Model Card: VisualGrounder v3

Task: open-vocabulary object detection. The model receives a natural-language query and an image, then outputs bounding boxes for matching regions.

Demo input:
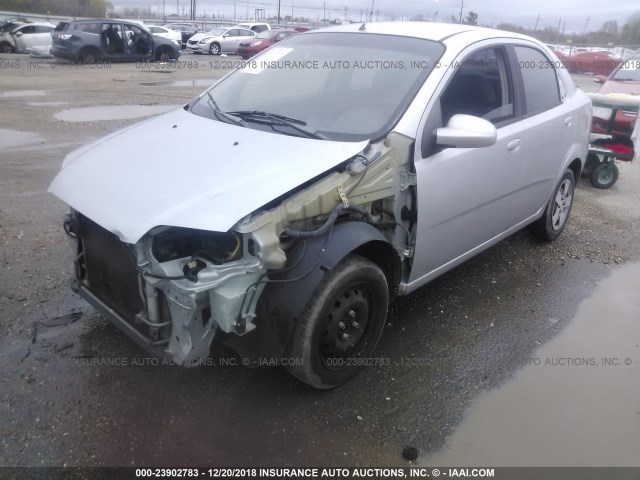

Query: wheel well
[156,46,170,58]
[353,240,402,300]
[568,157,582,181]
[79,46,99,59]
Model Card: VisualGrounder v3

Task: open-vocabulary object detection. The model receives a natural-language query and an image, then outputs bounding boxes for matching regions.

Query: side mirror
[594,75,607,84]
[436,114,497,148]
[15,31,23,37]
[223,34,228,38]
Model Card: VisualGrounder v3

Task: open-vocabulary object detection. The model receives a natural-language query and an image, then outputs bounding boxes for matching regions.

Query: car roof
[14,22,55,28]
[313,21,537,46]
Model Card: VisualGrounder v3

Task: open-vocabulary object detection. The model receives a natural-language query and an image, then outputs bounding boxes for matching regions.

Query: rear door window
[514,46,561,115]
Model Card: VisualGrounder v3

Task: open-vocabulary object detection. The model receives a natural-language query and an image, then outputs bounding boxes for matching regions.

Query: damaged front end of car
[56,130,414,367]
[64,211,272,365]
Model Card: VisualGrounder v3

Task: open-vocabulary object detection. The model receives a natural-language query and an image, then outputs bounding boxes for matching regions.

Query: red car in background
[237,29,298,59]
[565,50,621,76]
[591,55,640,138]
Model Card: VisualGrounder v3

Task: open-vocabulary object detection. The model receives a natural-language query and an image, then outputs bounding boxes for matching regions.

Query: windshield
[612,60,640,81]
[255,30,278,39]
[206,28,227,36]
[190,32,445,141]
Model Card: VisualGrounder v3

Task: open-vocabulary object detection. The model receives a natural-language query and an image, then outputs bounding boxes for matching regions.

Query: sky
[111,0,640,33]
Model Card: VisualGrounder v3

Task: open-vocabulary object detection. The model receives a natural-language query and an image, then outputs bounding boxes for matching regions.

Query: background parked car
[591,55,640,138]
[162,23,200,47]
[51,20,180,63]
[186,27,255,55]
[234,22,271,33]
[566,50,622,76]
[147,25,183,45]
[237,29,298,59]
[0,22,55,53]
[0,19,30,34]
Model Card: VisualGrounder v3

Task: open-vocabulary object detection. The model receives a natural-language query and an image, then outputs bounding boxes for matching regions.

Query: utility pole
[292,0,294,21]
[458,0,463,24]
[234,3,236,22]
[555,17,561,44]
[323,0,326,26]
[533,14,540,32]
[582,16,590,37]
[277,0,281,24]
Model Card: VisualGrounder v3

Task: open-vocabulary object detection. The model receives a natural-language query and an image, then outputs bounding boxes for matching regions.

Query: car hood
[187,32,209,42]
[49,107,368,244]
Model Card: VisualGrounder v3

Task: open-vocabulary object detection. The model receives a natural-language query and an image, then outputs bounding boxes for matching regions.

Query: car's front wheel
[531,169,575,241]
[285,254,389,389]
[209,42,220,55]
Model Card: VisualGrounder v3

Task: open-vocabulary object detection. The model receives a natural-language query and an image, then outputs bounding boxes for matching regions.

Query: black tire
[209,42,221,55]
[285,254,389,389]
[156,47,170,62]
[590,162,619,189]
[0,42,14,53]
[530,169,575,241]
[80,48,99,64]
[581,152,599,178]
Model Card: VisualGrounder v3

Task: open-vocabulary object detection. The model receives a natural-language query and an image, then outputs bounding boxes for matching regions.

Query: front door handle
[564,117,573,127]
[507,139,521,153]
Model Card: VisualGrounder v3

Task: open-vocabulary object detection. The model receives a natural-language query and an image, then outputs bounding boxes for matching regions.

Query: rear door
[510,44,577,217]
[32,25,54,48]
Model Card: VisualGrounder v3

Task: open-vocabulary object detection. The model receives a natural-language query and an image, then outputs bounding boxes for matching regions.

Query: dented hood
[49,108,368,243]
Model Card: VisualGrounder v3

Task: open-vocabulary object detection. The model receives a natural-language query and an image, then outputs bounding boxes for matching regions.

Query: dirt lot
[1,56,639,468]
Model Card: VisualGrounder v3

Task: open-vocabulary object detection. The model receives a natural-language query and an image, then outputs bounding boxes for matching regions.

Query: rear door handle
[564,117,573,127]
[507,139,521,153]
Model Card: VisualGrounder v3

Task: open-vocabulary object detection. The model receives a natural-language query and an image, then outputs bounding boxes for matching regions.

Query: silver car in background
[0,22,55,53]
[50,23,591,389]
[186,26,255,55]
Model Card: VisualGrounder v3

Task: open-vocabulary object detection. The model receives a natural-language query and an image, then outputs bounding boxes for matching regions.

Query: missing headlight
[152,228,242,264]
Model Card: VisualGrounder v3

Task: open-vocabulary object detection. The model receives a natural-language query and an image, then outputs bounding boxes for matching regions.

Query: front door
[410,45,530,281]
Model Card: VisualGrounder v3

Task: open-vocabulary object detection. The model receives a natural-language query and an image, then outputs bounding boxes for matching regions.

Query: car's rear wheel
[79,48,100,64]
[209,42,220,55]
[590,162,619,189]
[530,169,575,241]
[0,42,14,53]
[285,254,388,389]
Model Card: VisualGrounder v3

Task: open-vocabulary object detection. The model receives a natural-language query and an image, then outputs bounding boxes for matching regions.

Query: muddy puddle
[1,90,47,97]
[0,129,43,149]
[54,104,180,122]
[140,79,216,87]
[424,262,640,467]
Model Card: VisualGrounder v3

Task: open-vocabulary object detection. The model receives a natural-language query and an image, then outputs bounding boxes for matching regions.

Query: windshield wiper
[206,92,245,127]
[225,110,328,140]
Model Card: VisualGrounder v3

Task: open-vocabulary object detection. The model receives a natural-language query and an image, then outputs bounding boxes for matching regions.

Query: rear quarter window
[514,45,561,115]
